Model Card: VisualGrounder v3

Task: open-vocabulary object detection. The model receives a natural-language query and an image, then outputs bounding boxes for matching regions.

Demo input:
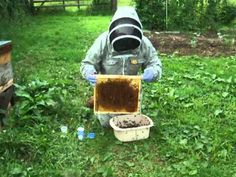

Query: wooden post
[77,0,80,9]
[111,0,117,12]
[62,0,65,11]
[30,0,35,14]
[165,0,168,30]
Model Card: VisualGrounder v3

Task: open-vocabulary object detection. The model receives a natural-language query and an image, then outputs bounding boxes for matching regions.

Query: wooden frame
[0,79,13,94]
[94,75,141,114]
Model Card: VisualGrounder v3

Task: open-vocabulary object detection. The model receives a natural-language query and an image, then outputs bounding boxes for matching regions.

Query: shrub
[87,0,113,15]
[0,0,31,20]
[134,0,236,31]
[219,4,236,24]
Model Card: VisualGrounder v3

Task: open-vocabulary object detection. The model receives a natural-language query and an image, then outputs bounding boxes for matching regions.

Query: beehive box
[0,41,13,93]
[94,75,141,114]
[0,41,13,128]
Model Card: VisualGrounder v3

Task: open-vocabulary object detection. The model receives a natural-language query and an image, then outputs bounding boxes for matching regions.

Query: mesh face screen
[109,26,142,44]
[113,38,140,52]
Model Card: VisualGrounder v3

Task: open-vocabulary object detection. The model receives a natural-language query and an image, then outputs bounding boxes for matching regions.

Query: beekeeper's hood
[108,6,143,52]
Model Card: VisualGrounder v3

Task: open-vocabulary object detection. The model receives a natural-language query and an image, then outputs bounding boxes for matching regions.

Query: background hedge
[134,0,236,31]
[0,0,31,20]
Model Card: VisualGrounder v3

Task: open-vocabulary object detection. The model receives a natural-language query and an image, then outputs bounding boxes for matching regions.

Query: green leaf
[179,139,188,145]
[184,103,194,108]
[183,129,190,134]
[195,142,204,150]
[134,145,138,153]
[18,101,31,114]
[168,88,175,97]
[202,161,208,168]
[207,145,213,153]
[194,125,200,130]
[10,166,23,175]
[218,149,228,159]
[89,156,96,164]
[125,162,135,167]
[214,109,223,116]
[211,74,217,79]
[102,153,113,162]
[46,99,56,106]
[167,77,174,81]
[36,100,46,106]
[97,167,105,174]
[16,90,33,101]
[226,76,232,83]
[184,74,195,80]
[189,169,198,175]
[222,92,229,98]
[115,141,123,145]
[97,167,113,177]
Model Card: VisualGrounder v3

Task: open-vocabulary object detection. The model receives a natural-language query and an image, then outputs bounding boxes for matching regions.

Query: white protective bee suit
[80,6,162,127]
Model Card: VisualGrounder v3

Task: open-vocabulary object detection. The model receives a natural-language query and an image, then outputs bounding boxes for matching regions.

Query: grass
[118,0,134,6]
[0,10,236,177]
[229,0,236,5]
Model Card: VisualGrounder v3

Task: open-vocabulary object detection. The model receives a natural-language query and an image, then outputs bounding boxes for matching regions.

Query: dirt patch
[145,31,236,57]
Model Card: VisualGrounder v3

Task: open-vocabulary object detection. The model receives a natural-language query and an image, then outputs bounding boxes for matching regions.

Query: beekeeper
[80,6,162,127]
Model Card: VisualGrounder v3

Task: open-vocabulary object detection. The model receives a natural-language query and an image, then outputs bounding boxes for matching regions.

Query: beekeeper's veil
[108,6,143,52]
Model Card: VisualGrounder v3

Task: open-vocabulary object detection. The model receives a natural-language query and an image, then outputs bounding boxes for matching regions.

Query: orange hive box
[94,75,141,114]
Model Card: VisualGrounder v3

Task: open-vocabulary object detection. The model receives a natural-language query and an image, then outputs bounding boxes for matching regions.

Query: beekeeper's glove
[86,73,96,86]
[142,68,155,82]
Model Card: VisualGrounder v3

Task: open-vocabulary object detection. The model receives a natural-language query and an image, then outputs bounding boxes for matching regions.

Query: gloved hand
[142,68,155,82]
[86,73,96,86]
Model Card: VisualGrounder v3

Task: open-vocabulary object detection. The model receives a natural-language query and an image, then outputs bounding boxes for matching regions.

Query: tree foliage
[134,0,236,31]
[87,0,113,15]
[0,0,31,19]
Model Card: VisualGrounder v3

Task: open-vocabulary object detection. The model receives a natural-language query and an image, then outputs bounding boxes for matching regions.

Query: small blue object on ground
[87,132,95,139]
[77,127,85,140]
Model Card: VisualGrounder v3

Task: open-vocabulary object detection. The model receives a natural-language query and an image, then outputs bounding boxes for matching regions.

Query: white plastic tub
[109,114,154,142]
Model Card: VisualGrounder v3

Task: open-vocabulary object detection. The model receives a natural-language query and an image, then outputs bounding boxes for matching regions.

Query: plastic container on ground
[87,132,95,139]
[109,114,154,142]
[77,127,85,140]
[60,125,68,133]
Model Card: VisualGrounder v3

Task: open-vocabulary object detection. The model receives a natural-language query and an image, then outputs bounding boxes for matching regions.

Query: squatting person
[80,6,162,127]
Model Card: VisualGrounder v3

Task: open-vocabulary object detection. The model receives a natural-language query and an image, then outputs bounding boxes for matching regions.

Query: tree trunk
[111,0,117,12]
